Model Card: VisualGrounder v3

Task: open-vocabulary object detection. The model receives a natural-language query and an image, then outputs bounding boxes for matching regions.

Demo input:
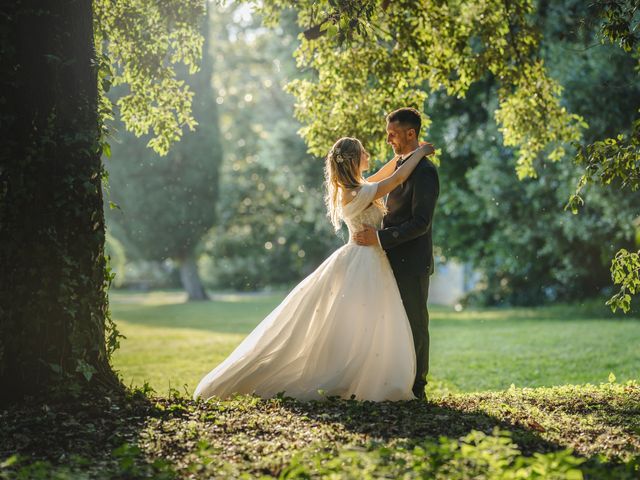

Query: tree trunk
[179,256,209,301]
[0,0,118,402]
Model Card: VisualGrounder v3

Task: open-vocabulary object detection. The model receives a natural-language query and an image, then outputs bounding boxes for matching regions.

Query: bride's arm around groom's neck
[366,154,400,183]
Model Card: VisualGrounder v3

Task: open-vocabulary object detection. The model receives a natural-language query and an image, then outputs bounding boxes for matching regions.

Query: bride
[194,137,434,401]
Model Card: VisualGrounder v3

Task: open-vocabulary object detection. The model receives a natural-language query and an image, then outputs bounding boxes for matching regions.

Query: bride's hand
[419,141,435,156]
[371,141,435,199]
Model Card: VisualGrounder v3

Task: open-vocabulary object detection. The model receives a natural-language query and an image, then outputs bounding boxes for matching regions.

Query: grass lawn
[109,290,640,396]
[2,290,638,478]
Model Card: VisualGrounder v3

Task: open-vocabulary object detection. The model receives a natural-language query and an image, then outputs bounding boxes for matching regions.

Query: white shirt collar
[400,147,419,161]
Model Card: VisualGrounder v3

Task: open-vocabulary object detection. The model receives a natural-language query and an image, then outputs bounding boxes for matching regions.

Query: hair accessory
[330,147,345,163]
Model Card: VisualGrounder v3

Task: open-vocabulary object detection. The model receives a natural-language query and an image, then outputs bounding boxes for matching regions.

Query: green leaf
[76,359,97,382]
[49,363,63,374]
[0,455,19,468]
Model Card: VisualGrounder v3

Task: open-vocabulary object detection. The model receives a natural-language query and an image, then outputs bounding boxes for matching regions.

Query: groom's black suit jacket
[379,157,439,277]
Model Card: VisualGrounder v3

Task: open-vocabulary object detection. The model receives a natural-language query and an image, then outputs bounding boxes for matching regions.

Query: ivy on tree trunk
[0,0,118,401]
[1,0,205,401]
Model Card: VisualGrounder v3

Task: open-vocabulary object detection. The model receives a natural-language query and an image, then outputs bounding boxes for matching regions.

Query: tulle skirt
[193,243,416,401]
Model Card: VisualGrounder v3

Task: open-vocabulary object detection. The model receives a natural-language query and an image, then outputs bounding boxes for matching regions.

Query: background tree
[198,5,340,290]
[105,4,222,301]
[428,0,640,305]
[565,0,640,312]
[257,0,639,310]
[0,0,204,401]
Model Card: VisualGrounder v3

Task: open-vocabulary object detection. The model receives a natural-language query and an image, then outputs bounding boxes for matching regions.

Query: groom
[353,107,439,400]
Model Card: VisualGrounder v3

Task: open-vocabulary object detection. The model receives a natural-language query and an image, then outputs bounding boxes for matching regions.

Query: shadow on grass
[271,393,639,478]
[2,384,638,478]
[0,387,179,478]
[279,397,558,455]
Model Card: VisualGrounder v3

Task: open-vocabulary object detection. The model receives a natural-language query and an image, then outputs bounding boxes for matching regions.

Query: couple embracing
[194,107,439,402]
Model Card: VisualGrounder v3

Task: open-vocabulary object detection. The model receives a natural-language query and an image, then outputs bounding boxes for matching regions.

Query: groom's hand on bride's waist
[352,224,378,246]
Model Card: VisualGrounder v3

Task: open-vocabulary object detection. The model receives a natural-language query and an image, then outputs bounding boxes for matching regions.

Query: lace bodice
[341,182,384,236]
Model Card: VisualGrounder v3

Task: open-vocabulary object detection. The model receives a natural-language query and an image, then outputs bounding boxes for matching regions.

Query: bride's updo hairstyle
[324,137,385,232]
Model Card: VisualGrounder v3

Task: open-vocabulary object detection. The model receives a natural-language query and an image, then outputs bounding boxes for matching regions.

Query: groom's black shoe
[412,383,426,400]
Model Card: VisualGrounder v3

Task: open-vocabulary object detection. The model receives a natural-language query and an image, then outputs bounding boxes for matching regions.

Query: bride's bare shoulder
[341,186,362,207]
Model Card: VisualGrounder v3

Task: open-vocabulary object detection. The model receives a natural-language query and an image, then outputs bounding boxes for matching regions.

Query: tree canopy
[255,0,640,311]
[94,0,205,155]
[258,0,585,179]
[104,4,222,301]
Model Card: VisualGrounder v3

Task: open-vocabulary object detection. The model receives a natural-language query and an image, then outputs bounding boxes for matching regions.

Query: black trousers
[392,271,430,395]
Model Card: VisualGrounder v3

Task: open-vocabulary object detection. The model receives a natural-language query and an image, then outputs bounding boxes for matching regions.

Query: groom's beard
[396,141,419,158]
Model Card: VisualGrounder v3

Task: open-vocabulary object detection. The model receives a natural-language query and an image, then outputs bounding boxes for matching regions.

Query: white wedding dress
[193,182,416,401]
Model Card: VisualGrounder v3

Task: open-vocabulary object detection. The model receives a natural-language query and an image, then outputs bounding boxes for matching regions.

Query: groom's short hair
[386,107,421,136]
